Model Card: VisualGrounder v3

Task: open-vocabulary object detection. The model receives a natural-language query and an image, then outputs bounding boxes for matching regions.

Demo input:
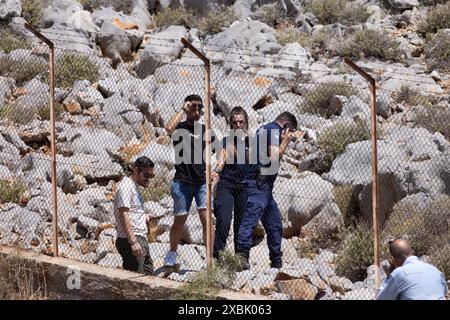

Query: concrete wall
[0,246,269,300]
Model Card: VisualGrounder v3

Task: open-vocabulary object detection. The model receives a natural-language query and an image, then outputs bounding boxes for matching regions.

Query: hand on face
[183,101,202,122]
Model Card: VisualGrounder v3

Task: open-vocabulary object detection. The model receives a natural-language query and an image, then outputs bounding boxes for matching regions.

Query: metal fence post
[344,58,380,296]
[24,23,59,257]
[181,38,213,268]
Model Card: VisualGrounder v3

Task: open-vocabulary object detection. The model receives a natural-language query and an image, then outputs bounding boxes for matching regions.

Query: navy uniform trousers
[235,180,283,266]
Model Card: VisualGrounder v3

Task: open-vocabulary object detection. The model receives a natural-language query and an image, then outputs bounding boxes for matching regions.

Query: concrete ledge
[0,246,270,300]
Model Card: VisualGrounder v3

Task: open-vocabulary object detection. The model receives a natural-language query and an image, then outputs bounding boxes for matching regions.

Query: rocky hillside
[0,0,449,300]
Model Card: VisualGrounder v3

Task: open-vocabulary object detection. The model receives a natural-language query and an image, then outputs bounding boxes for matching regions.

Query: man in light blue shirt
[377,239,448,300]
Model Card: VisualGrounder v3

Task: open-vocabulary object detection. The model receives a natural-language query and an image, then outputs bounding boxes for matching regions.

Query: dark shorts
[115,236,153,275]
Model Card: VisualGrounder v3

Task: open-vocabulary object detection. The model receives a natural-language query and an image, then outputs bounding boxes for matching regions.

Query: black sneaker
[236,254,250,271]
[270,260,282,269]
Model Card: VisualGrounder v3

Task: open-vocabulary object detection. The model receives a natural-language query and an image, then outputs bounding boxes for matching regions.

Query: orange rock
[113,17,139,30]
[63,101,82,114]
[275,279,318,300]
[254,76,272,87]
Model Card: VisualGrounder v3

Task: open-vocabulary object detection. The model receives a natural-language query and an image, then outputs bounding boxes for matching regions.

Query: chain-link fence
[0,26,449,300]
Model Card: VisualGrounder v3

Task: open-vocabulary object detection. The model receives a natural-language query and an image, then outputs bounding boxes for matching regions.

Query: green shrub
[0,56,47,84]
[429,242,450,280]
[306,0,347,25]
[396,85,432,107]
[55,52,100,88]
[277,28,332,53]
[22,0,44,27]
[424,30,450,72]
[79,0,134,14]
[418,2,450,34]
[340,4,371,25]
[199,6,236,34]
[173,251,242,300]
[256,4,283,27]
[332,185,358,226]
[383,196,450,256]
[318,121,371,171]
[0,29,31,53]
[302,82,357,118]
[0,103,36,125]
[0,179,28,204]
[335,223,374,282]
[338,29,401,61]
[414,104,450,139]
[37,103,65,121]
[154,7,194,28]
[141,177,170,202]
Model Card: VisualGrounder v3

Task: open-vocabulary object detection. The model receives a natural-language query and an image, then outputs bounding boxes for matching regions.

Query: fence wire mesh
[0,35,449,300]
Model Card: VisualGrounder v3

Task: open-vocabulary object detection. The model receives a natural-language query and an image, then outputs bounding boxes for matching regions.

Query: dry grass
[173,251,243,300]
[0,250,49,300]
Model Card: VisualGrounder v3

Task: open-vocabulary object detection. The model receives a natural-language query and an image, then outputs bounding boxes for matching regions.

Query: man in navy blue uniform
[236,112,298,270]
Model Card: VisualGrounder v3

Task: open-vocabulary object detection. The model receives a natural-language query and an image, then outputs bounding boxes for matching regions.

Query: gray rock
[76,215,99,237]
[344,288,374,300]
[135,26,188,78]
[327,276,354,294]
[13,207,43,240]
[98,253,122,268]
[144,201,168,218]
[40,24,95,54]
[0,164,13,179]
[0,134,22,169]
[274,43,310,71]
[0,77,15,107]
[64,153,124,182]
[177,245,205,271]
[233,0,253,19]
[0,0,21,20]
[341,96,370,119]
[274,173,340,230]
[313,250,336,266]
[276,0,299,18]
[42,0,83,28]
[60,126,124,157]
[386,0,419,10]
[377,94,392,118]
[98,20,143,67]
[64,80,104,108]
[231,270,255,290]
[2,130,30,153]
[205,20,281,70]
[26,196,52,221]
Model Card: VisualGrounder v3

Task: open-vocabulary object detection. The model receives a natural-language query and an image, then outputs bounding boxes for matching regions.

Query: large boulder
[324,126,450,225]
[0,134,21,170]
[274,172,343,234]
[386,0,419,10]
[100,93,145,142]
[131,142,175,169]
[40,24,95,54]
[63,80,104,109]
[0,77,15,106]
[204,20,281,70]
[134,26,188,78]
[0,0,22,20]
[98,19,144,67]
[58,127,124,157]
[42,0,83,27]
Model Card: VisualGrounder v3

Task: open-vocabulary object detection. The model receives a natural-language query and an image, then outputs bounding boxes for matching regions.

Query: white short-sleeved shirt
[114,176,147,238]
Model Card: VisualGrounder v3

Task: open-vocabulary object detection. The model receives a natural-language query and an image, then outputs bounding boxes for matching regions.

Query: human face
[135,167,155,188]
[231,113,247,131]
[186,100,203,122]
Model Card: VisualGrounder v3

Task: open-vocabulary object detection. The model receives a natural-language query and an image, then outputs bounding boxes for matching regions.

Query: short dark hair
[134,156,154,171]
[184,94,202,103]
[229,106,249,130]
[276,112,298,128]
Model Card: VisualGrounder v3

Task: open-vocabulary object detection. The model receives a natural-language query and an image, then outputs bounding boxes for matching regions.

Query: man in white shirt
[377,238,448,300]
[114,157,155,275]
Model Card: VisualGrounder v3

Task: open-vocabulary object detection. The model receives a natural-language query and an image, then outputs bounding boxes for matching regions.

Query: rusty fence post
[181,38,213,268]
[344,58,380,297]
[25,23,59,257]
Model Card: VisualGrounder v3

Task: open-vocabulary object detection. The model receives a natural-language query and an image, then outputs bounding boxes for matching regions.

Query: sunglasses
[141,172,154,179]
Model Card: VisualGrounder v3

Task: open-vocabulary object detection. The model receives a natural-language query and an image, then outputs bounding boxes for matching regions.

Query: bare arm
[269,131,291,162]
[117,207,142,256]
[165,102,189,135]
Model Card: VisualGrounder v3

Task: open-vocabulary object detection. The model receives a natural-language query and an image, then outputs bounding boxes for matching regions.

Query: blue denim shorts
[171,180,206,216]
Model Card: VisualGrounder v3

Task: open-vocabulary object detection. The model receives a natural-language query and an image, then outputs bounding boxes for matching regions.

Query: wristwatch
[213,167,221,174]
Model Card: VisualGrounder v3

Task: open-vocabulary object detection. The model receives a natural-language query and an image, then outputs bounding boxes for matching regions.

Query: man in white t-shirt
[114,156,155,274]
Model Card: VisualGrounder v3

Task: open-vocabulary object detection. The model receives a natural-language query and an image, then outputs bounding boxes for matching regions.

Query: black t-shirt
[171,121,207,184]
[220,135,249,184]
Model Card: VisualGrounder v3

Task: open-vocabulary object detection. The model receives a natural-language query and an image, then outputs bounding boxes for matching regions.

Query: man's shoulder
[116,176,134,192]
